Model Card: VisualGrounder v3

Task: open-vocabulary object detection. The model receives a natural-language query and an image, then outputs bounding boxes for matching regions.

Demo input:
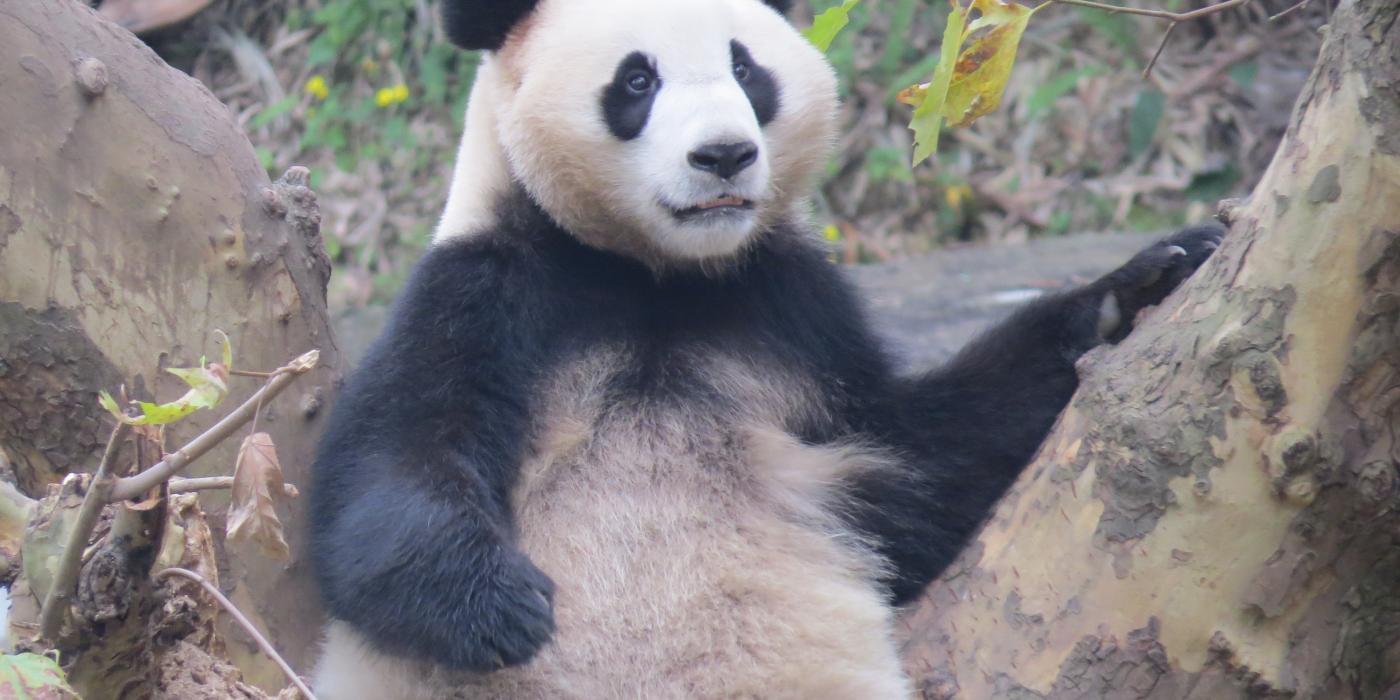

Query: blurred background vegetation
[126,0,1328,308]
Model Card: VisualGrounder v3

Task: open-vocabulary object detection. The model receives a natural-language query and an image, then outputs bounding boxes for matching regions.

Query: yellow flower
[304,75,329,101]
[944,184,972,209]
[375,84,410,108]
[822,224,842,242]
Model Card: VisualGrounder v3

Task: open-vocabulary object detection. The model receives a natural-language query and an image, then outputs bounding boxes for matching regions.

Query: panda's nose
[688,141,759,180]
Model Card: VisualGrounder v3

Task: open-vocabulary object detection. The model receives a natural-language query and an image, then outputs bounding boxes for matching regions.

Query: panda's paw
[1095,224,1224,341]
[454,549,556,671]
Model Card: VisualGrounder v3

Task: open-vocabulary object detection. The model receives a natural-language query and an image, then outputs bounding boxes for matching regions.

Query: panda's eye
[732,61,751,83]
[625,70,655,94]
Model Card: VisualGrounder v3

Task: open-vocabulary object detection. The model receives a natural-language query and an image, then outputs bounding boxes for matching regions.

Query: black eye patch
[730,41,780,126]
[602,52,659,141]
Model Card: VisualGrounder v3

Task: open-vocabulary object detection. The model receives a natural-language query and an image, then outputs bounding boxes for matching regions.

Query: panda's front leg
[847,223,1224,604]
[310,243,562,675]
[312,445,558,674]
[1090,224,1224,343]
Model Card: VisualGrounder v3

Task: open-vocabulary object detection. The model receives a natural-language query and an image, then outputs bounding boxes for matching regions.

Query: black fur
[731,41,780,126]
[440,0,540,51]
[310,188,1222,669]
[441,0,792,52]
[602,52,660,141]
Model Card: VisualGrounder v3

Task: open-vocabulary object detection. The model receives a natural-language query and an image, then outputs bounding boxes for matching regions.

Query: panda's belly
[468,413,912,699]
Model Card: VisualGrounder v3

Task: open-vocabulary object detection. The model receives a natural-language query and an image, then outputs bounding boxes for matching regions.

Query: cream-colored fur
[314,348,913,698]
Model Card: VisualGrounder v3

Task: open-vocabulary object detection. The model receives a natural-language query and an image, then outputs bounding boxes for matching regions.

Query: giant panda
[307,0,1223,697]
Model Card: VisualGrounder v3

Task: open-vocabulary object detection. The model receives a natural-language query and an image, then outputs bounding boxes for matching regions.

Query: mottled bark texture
[0,0,339,695]
[900,2,1400,698]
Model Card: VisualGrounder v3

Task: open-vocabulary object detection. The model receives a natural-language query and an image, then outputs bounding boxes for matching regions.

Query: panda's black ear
[441,0,541,51]
[763,0,795,14]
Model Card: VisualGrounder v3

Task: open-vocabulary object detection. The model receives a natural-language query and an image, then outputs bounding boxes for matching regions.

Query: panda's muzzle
[672,195,755,221]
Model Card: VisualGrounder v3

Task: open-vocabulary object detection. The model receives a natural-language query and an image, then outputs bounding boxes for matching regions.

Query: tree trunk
[0,0,339,694]
[899,1,1400,698]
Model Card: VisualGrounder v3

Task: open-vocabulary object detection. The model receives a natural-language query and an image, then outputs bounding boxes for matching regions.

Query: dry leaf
[227,433,291,561]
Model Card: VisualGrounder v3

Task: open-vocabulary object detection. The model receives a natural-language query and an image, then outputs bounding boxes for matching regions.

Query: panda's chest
[506,323,867,531]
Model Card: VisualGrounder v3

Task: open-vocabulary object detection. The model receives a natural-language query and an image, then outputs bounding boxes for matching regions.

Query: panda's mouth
[672,195,755,221]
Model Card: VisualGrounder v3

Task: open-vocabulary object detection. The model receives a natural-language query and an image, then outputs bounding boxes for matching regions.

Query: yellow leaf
[904,0,1040,165]
[227,433,292,561]
[943,0,1036,128]
[895,82,929,107]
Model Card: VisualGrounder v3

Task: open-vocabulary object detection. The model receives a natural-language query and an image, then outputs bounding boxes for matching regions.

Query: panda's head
[439,0,838,268]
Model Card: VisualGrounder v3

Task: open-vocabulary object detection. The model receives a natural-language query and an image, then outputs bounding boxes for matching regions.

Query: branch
[109,350,318,502]
[38,422,131,640]
[1142,19,1178,78]
[155,567,318,700]
[38,349,317,641]
[168,476,299,497]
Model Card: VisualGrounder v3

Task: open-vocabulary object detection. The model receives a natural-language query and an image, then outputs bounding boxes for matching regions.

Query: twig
[1269,0,1311,21]
[110,350,318,501]
[38,422,131,640]
[169,476,299,497]
[228,369,276,378]
[1142,21,1177,78]
[1044,0,1252,21]
[154,567,318,700]
[1043,0,1252,79]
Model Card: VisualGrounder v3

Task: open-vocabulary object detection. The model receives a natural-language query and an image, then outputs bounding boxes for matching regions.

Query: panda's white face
[483,0,838,267]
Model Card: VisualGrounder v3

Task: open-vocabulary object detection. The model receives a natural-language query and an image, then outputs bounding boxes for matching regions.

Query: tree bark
[0,0,339,694]
[899,1,1400,698]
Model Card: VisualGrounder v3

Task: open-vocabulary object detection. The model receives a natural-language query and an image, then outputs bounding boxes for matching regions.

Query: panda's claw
[1092,223,1225,342]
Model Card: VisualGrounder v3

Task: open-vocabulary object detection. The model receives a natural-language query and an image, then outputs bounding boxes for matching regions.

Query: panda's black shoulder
[395,193,570,315]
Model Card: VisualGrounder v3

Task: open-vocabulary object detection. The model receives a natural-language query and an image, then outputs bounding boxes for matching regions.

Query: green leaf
[1185,163,1241,202]
[1076,7,1137,58]
[1129,88,1165,159]
[0,653,80,699]
[908,0,971,165]
[99,366,228,426]
[1026,65,1104,120]
[1228,60,1258,89]
[215,329,233,370]
[98,390,124,420]
[802,0,861,52]
[251,95,298,129]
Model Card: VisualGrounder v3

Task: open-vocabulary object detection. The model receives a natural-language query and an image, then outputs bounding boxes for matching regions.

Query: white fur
[435,57,512,240]
[434,0,838,269]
